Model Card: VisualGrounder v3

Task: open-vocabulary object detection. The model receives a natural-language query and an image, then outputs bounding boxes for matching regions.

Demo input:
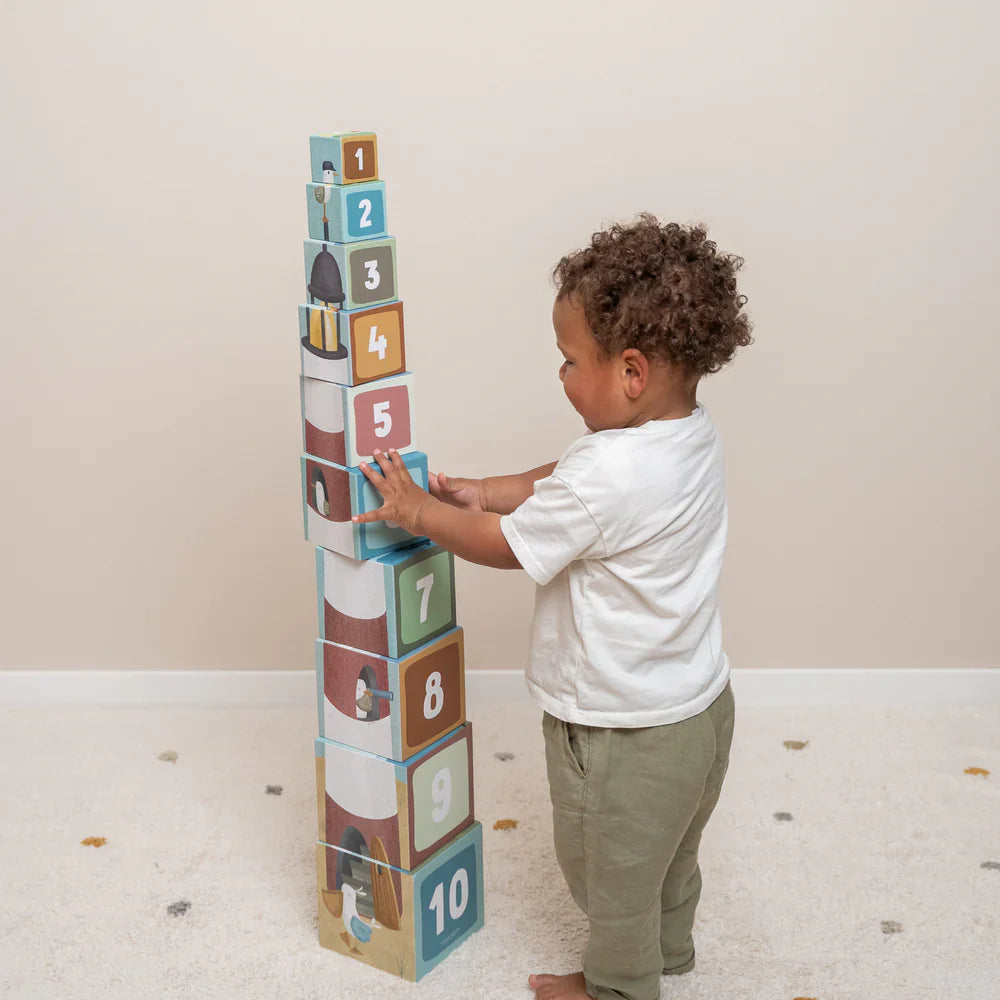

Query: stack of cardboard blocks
[299,131,484,982]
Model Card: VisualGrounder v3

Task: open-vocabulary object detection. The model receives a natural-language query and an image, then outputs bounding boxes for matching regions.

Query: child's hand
[429,471,487,512]
[354,450,434,535]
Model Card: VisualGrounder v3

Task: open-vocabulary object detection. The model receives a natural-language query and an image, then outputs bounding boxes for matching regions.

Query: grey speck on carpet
[0,697,998,1000]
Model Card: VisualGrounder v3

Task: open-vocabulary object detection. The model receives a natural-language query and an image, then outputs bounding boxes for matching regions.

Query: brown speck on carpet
[265,785,283,795]
[80,836,107,847]
[495,752,514,761]
[774,812,793,822]
[157,751,178,763]
[964,766,990,777]
[881,920,903,934]
[493,819,518,830]
[166,901,191,917]
[783,740,809,750]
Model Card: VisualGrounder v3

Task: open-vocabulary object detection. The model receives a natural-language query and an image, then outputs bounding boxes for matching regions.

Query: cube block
[299,301,406,387]
[310,132,379,185]
[316,541,456,659]
[301,372,416,468]
[315,722,474,872]
[302,451,428,561]
[317,821,483,982]
[307,181,387,243]
[316,627,465,762]
[305,238,397,312]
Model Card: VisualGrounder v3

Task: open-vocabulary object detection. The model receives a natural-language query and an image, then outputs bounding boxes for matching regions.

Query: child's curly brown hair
[552,214,753,377]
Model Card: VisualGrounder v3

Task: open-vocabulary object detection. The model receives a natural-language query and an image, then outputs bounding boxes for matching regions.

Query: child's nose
[559,362,567,381]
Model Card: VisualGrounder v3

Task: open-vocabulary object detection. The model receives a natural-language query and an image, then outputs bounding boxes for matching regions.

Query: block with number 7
[302,372,416,468]
[317,541,456,659]
[316,627,465,763]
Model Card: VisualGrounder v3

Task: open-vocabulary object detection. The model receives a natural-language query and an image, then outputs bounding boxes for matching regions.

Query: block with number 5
[317,820,483,982]
[305,238,397,312]
[315,722,474,873]
[316,627,465,762]
[301,372,416,468]
[299,301,406,388]
[317,541,456,659]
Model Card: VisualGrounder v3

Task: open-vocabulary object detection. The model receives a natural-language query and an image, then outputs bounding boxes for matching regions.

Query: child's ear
[621,349,649,399]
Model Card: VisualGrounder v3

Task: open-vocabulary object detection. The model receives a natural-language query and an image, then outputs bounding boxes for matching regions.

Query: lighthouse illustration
[299,131,484,982]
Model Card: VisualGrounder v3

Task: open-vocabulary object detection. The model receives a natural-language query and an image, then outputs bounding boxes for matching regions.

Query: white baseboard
[0,668,998,707]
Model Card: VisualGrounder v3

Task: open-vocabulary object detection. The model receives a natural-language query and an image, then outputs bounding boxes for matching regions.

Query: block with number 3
[316,627,465,762]
[317,541,456,659]
[301,372,416,468]
[317,821,483,982]
[299,301,405,387]
[305,238,397,312]
[315,722,474,872]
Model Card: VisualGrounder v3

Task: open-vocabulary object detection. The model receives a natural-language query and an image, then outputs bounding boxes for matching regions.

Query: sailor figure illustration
[340,883,379,954]
[321,159,338,184]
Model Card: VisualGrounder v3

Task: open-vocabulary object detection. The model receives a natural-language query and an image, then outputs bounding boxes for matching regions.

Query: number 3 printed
[363,259,381,290]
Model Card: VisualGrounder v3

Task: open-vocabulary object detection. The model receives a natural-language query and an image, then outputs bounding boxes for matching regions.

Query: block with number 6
[301,372,416,468]
[305,238,397,312]
[317,821,483,982]
[317,541,456,659]
[316,627,465,762]
[299,301,406,387]
[315,722,474,872]
[302,451,428,561]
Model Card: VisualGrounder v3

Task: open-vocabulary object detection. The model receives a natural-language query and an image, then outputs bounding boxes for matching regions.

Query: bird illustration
[339,883,379,954]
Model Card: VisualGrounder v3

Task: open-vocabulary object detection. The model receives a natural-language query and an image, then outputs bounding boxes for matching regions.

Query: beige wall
[2,1,997,673]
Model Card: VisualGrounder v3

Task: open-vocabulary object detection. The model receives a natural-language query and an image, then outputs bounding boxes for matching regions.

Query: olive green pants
[542,681,735,1000]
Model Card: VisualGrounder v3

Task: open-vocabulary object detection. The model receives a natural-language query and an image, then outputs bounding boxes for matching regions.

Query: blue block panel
[306,181,387,243]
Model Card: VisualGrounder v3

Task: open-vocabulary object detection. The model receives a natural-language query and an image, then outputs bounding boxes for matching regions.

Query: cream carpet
[1,692,998,1000]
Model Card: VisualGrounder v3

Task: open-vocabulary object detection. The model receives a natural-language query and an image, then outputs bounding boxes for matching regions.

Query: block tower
[299,131,484,982]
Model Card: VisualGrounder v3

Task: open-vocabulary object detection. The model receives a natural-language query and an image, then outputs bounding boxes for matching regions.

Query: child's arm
[430,463,556,515]
[355,450,523,570]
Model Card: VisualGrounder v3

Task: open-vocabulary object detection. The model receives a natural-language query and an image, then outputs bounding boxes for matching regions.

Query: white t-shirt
[499,404,731,727]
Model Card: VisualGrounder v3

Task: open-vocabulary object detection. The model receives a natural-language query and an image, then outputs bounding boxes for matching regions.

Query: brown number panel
[401,637,463,754]
[343,137,378,182]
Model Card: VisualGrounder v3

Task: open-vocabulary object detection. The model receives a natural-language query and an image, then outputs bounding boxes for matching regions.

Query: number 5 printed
[372,400,392,438]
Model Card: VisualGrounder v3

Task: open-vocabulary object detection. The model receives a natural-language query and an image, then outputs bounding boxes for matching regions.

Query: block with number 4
[317,820,483,982]
[305,238,397,312]
[299,302,406,387]
[310,131,379,185]
[316,722,474,872]
[301,372,416,468]
[316,626,465,762]
[302,451,428,561]
[307,180,387,243]
[317,541,456,659]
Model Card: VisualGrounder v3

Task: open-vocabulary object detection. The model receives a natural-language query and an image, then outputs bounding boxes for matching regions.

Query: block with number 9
[315,721,473,873]
[317,541,456,659]
[317,821,483,981]
[310,131,379,185]
[305,238,397,312]
[315,627,465,762]
[299,301,406,387]
[302,451,429,561]
[301,372,416,468]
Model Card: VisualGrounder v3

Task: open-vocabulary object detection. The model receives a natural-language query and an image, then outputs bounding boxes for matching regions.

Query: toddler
[354,214,753,1000]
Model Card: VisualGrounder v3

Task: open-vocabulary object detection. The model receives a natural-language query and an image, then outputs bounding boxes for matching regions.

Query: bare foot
[528,971,595,999]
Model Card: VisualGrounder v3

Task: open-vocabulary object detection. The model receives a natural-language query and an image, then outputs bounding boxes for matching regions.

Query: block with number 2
[315,627,465,762]
[301,372,416,468]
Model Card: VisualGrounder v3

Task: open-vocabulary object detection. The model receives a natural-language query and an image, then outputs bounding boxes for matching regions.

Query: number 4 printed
[368,324,388,360]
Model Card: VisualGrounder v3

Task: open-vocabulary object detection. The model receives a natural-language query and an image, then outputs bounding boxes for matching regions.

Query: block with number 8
[301,372,416,469]
[317,820,483,981]
[310,131,379,185]
[305,238,397,312]
[315,721,474,872]
[317,541,455,659]
[316,626,465,762]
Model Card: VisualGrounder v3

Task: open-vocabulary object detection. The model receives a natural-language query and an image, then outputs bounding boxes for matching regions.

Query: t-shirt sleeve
[499,473,607,586]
